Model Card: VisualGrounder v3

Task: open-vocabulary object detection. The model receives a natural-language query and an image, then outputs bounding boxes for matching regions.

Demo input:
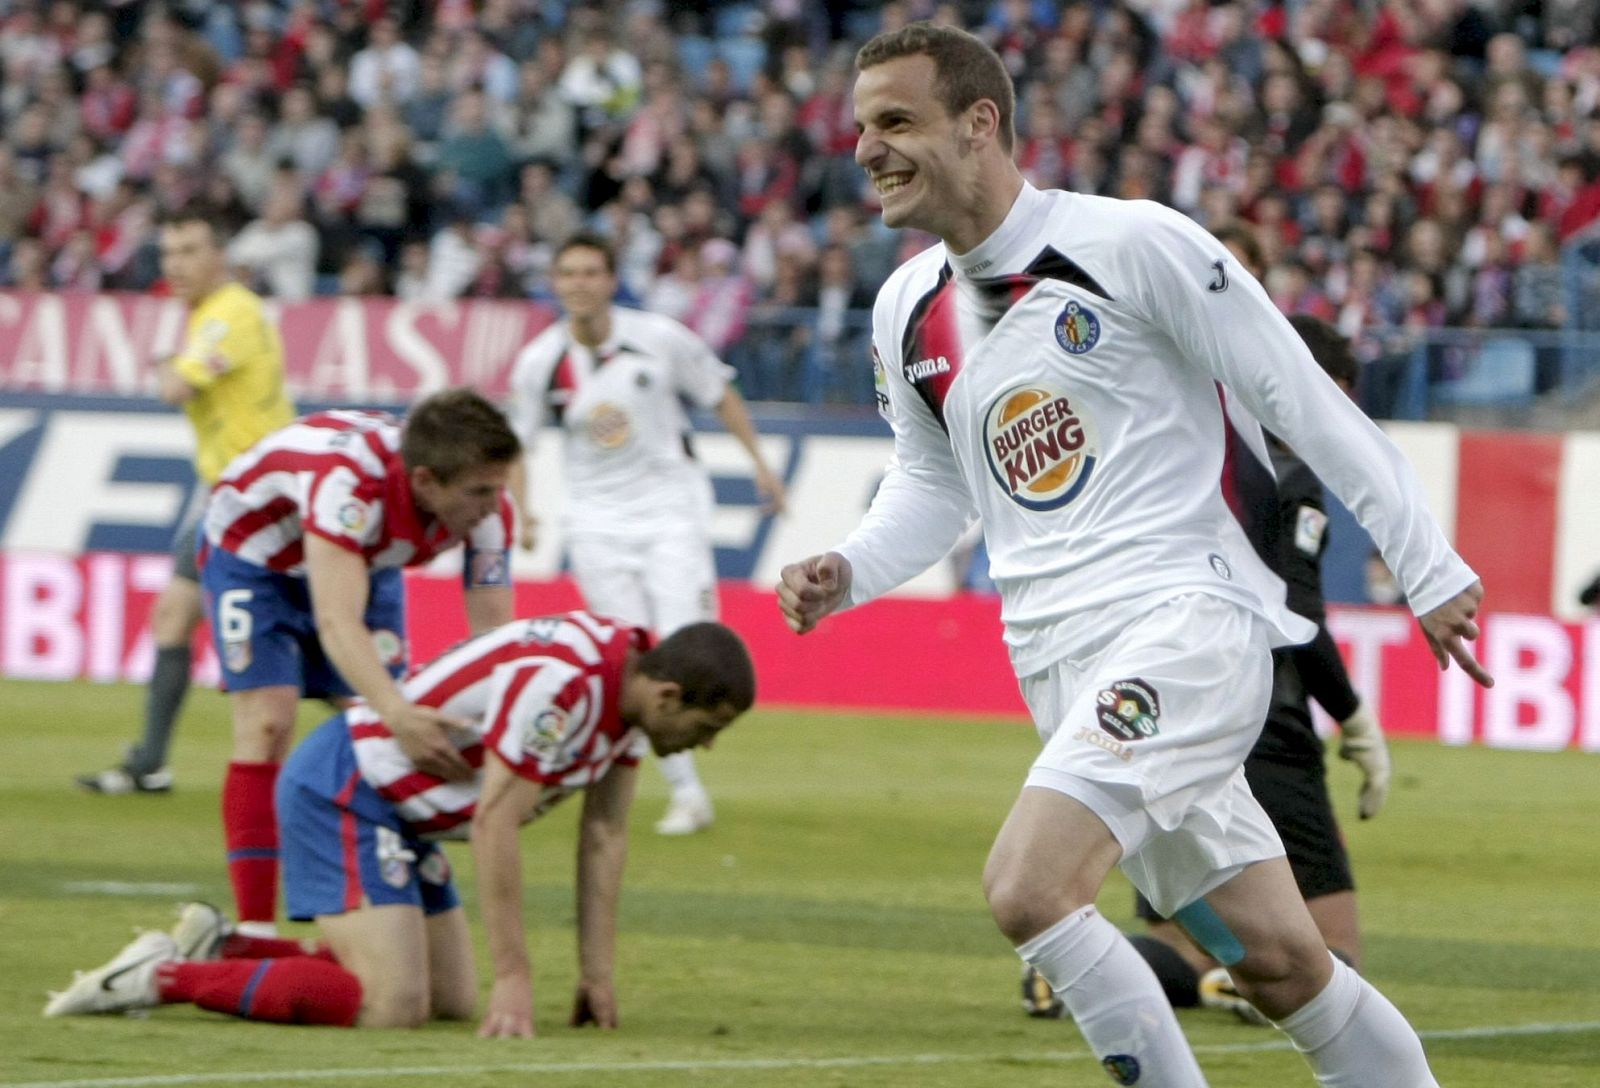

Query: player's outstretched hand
[1418,580,1493,688]
[755,463,789,516]
[776,552,852,634]
[570,978,618,1029]
[478,977,535,1039]
[388,704,474,781]
[1336,702,1391,820]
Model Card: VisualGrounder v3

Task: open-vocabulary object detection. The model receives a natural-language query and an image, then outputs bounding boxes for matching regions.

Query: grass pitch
[2,678,1597,1087]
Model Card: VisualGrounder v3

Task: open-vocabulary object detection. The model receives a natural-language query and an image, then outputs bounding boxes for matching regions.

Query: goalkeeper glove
[1337,701,1391,820]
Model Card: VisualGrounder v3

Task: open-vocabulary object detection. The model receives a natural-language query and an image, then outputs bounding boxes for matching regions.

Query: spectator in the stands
[434,89,514,215]
[349,15,422,111]
[265,84,339,182]
[228,182,319,301]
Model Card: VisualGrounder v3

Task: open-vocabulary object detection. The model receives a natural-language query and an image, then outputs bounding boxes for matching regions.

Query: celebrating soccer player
[778,24,1491,1087]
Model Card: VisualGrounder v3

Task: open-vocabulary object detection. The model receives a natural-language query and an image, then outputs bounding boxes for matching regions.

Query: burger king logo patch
[983,386,1097,511]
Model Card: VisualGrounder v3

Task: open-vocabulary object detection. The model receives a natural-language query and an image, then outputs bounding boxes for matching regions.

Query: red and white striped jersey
[346,611,651,837]
[202,409,516,575]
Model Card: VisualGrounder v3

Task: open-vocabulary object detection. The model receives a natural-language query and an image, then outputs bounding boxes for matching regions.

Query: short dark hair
[554,231,617,274]
[856,23,1016,153]
[1288,315,1359,391]
[636,622,756,714]
[158,201,233,246]
[401,387,522,483]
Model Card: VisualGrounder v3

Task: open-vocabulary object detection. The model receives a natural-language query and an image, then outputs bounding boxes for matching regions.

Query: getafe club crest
[1053,300,1100,355]
[983,386,1098,511]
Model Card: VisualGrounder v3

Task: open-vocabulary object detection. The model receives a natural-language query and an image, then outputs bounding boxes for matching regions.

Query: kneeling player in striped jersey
[44,615,756,1034]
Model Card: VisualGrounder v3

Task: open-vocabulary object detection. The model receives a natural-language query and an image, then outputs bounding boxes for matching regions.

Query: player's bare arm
[464,584,515,635]
[304,535,472,779]
[1418,579,1493,687]
[572,761,636,1028]
[776,552,853,634]
[508,456,538,551]
[472,756,545,1038]
[154,355,195,405]
[715,389,788,515]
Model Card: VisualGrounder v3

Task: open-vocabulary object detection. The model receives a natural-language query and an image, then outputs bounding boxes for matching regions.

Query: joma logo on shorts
[1073,727,1132,762]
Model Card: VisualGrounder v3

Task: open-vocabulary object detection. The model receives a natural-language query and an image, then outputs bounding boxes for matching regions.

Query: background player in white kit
[778,24,1492,1088]
[509,232,786,835]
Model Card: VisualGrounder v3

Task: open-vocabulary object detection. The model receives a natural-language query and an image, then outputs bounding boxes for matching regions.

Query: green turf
[2,677,1597,1086]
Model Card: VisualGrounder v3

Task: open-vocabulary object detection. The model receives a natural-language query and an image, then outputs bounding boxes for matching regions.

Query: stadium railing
[725,305,1600,418]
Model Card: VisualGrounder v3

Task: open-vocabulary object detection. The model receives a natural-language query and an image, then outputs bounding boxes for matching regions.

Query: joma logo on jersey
[983,386,1097,511]
[904,355,951,381]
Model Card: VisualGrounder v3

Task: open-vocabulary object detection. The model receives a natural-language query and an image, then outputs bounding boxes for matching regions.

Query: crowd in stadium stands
[0,0,1598,402]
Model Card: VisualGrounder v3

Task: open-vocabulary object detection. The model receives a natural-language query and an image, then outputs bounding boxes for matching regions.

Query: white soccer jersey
[507,306,734,537]
[202,409,515,579]
[839,184,1476,677]
[346,611,650,837]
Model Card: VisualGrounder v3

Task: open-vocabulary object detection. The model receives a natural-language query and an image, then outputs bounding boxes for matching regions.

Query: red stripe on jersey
[223,449,367,494]
[407,811,468,836]
[901,266,961,430]
[379,769,447,805]
[1455,430,1561,614]
[1216,386,1245,523]
[361,428,391,469]
[552,349,577,394]
[265,539,303,571]
[409,634,590,709]
[220,496,299,555]
[484,664,543,750]
[349,723,391,741]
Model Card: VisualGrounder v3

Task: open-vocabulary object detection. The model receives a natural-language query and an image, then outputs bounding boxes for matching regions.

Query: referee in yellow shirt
[78,203,296,794]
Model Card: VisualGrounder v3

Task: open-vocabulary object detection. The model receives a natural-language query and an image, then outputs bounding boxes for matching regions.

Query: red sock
[157,958,361,1027]
[223,761,281,925]
[221,933,336,962]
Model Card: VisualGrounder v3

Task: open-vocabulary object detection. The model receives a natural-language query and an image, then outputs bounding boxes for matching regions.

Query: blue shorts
[278,716,459,922]
[199,546,407,697]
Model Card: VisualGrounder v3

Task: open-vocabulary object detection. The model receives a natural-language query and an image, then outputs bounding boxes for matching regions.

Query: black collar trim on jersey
[1025,246,1113,301]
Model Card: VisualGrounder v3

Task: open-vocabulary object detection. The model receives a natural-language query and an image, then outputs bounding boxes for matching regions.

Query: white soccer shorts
[566,526,718,635]
[1021,593,1286,918]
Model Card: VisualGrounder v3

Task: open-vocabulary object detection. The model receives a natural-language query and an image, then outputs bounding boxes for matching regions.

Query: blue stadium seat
[717,38,767,93]
[712,4,763,39]
[1431,337,1537,407]
[677,36,716,83]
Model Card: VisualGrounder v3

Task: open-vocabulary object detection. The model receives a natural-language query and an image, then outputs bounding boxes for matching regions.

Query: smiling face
[854,54,975,235]
[410,461,510,538]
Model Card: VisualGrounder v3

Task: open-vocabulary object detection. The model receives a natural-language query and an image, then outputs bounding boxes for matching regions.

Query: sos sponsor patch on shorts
[1095,678,1162,741]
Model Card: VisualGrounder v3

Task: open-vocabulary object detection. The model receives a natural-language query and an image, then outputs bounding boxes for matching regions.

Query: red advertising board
[4,551,1597,751]
[0,291,555,400]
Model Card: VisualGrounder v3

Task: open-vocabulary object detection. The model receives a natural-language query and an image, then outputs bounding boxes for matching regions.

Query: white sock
[657,751,707,798]
[1274,956,1439,1088]
[1018,906,1209,1087]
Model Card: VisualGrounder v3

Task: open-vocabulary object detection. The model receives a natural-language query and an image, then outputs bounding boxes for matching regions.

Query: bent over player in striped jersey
[198,389,520,937]
[45,615,756,1032]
